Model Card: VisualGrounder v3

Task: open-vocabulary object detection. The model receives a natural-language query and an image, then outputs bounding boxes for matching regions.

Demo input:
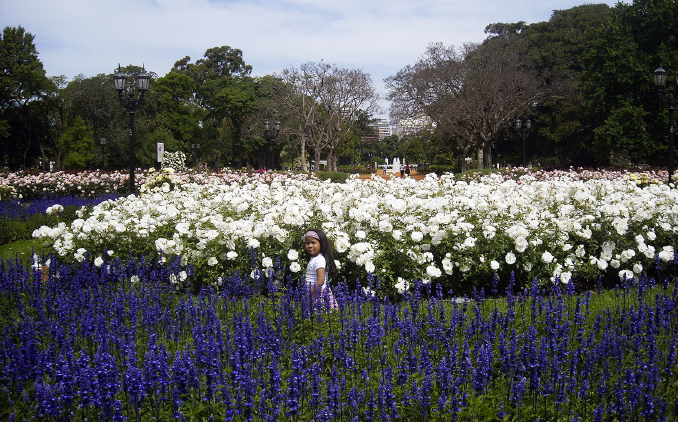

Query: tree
[58,116,94,169]
[579,0,678,166]
[0,26,52,168]
[387,38,544,170]
[236,75,297,169]
[59,73,125,167]
[278,62,380,171]
[151,71,200,150]
[172,46,257,167]
[516,4,614,166]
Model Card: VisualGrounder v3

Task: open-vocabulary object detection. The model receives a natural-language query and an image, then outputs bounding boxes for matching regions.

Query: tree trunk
[477,145,485,170]
[314,148,322,172]
[484,143,493,169]
[300,133,308,171]
[327,147,338,172]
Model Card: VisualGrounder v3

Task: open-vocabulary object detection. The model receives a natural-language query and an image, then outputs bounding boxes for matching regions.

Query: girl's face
[305,236,321,257]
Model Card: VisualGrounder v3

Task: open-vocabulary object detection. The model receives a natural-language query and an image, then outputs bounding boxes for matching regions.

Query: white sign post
[157,143,164,164]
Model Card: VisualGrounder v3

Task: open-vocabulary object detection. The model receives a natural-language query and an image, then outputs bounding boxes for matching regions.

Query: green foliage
[579,0,678,166]
[151,71,201,147]
[171,46,257,167]
[0,213,58,244]
[518,4,614,167]
[57,116,95,169]
[60,73,125,167]
[313,171,348,183]
[398,136,429,165]
[592,102,654,164]
[0,26,50,108]
[0,26,52,169]
[0,184,17,201]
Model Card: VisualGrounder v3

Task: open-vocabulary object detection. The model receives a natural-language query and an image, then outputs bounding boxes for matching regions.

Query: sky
[1,0,619,117]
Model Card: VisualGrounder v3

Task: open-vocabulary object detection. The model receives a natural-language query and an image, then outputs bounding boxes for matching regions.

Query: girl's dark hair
[305,228,338,280]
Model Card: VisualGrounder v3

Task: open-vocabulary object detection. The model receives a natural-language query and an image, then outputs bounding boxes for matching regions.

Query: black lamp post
[654,66,678,184]
[516,118,531,167]
[113,65,150,194]
[264,120,280,169]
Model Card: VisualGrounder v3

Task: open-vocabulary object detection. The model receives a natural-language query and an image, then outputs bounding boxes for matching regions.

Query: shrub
[313,171,349,183]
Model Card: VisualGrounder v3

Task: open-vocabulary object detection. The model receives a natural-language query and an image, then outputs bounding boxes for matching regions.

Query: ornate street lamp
[516,118,531,167]
[264,120,280,169]
[653,66,678,184]
[113,65,150,194]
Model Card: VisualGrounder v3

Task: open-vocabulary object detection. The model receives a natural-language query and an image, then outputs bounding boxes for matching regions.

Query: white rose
[287,249,299,261]
[426,265,442,278]
[395,277,410,294]
[541,251,554,264]
[365,261,376,273]
[515,236,528,253]
[505,252,516,265]
[363,287,376,297]
[290,262,302,273]
[411,231,424,242]
[208,256,218,266]
[618,269,634,281]
[226,251,238,260]
[490,260,500,271]
[644,245,656,259]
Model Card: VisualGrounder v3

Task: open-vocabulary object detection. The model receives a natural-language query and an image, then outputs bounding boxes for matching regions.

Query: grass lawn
[0,239,44,262]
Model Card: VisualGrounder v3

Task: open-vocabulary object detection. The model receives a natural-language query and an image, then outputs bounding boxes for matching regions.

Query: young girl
[304,228,338,309]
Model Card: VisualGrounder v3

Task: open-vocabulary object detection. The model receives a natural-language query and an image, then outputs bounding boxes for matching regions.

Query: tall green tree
[172,46,257,167]
[151,71,200,150]
[0,26,52,168]
[579,0,678,166]
[57,116,94,169]
[60,73,127,168]
[515,4,614,166]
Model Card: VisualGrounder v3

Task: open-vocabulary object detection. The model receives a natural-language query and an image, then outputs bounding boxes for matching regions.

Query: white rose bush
[32,170,678,296]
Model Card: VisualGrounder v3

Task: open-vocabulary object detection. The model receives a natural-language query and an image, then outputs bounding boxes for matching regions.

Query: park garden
[1,167,677,421]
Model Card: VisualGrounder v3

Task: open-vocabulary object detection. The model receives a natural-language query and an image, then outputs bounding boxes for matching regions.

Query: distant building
[395,115,436,137]
[368,118,393,140]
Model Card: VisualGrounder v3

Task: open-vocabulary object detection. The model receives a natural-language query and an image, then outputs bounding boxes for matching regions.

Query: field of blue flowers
[1,251,677,421]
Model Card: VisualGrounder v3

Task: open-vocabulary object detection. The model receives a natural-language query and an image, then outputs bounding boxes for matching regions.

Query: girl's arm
[314,267,326,293]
